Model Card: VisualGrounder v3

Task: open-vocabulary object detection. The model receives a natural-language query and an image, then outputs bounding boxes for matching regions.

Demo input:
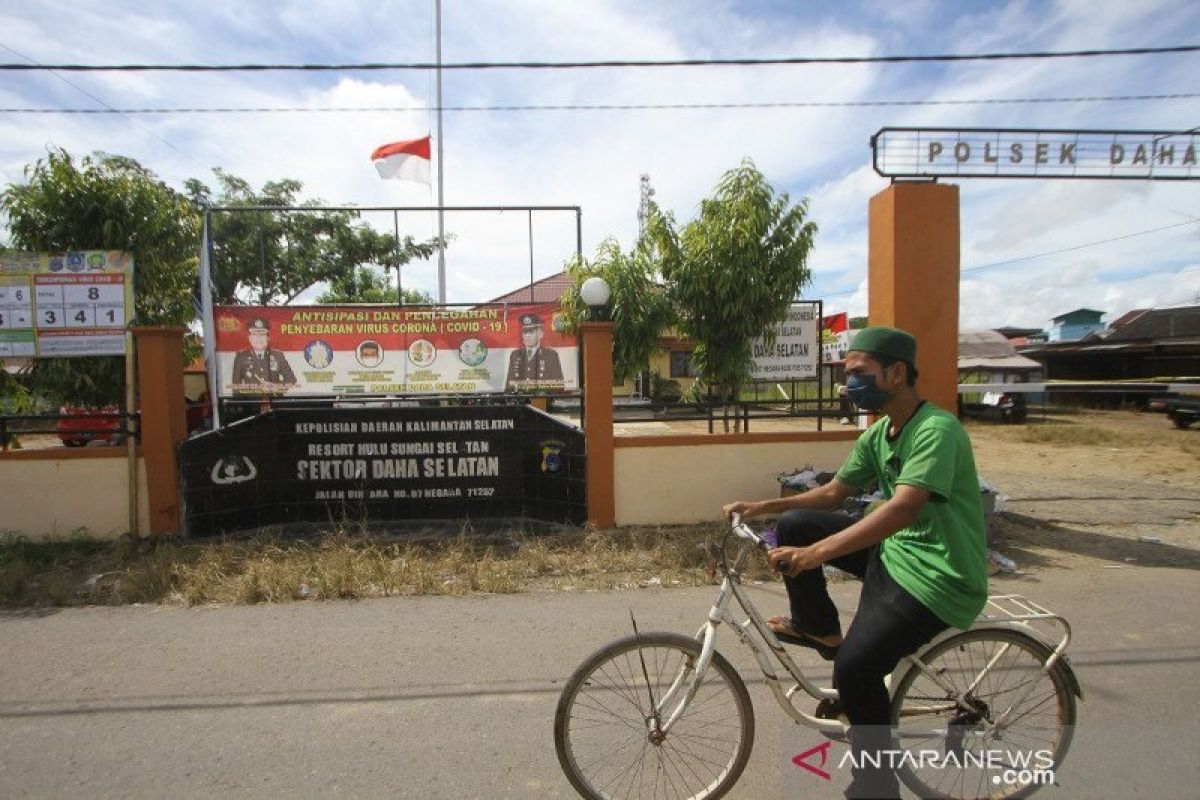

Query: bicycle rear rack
[978,593,1072,658]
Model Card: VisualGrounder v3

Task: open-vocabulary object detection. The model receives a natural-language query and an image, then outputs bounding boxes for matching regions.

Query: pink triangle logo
[792,740,833,781]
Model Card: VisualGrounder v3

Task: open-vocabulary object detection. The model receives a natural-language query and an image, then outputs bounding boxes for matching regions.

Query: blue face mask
[846,373,891,411]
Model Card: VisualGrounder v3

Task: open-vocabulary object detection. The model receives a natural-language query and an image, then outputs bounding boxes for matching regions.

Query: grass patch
[0,525,780,608]
[1019,424,1124,447]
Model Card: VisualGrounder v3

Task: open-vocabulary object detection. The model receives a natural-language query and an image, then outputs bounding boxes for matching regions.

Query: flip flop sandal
[767,618,841,661]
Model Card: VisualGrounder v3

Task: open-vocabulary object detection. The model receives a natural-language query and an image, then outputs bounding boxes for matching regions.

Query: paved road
[2,563,1198,799]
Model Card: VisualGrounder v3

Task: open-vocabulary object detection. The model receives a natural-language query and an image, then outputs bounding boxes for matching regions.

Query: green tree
[558,238,674,385]
[647,160,817,430]
[1,150,201,406]
[187,171,443,305]
[317,266,436,305]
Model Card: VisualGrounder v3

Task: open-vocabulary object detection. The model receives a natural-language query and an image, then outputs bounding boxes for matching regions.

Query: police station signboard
[0,251,133,357]
[213,303,578,397]
[750,302,820,381]
[873,128,1199,180]
[178,404,586,535]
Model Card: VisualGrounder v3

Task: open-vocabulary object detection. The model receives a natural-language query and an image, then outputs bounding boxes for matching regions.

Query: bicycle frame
[652,518,1080,740]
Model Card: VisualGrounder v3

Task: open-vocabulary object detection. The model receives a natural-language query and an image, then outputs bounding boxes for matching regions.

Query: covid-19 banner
[213,303,579,397]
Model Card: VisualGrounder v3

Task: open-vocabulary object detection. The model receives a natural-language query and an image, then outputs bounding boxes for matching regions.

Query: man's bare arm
[766,484,931,576]
[722,477,860,520]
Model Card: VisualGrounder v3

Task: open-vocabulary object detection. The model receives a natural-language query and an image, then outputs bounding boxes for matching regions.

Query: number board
[0,251,134,357]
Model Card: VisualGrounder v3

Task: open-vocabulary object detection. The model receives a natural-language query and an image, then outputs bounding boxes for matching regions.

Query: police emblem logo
[539,439,566,473]
[458,337,488,367]
[407,339,436,368]
[211,455,258,485]
[304,340,334,369]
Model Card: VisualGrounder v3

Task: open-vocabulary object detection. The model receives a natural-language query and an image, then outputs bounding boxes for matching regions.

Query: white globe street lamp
[580,277,611,314]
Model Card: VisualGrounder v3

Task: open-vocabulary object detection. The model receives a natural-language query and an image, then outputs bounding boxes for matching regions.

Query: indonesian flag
[822,312,848,334]
[371,136,432,183]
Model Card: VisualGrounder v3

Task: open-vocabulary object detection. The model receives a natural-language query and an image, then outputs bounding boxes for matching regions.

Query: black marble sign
[179,405,586,536]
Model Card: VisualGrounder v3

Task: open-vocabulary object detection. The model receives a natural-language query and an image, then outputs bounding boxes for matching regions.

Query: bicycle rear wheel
[554,632,754,800]
[889,628,1076,800]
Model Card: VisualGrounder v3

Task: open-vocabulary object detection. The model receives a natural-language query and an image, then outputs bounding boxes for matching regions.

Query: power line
[0,43,207,169]
[818,217,1200,297]
[3,93,1197,115]
[1,44,1197,72]
[961,218,1200,273]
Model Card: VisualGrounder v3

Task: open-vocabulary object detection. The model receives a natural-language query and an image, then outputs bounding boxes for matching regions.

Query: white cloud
[0,0,1197,322]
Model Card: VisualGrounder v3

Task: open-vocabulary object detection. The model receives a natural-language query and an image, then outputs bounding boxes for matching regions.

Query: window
[669,350,697,379]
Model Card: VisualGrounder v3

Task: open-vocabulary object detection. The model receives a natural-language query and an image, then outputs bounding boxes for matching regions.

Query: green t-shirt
[835,402,987,629]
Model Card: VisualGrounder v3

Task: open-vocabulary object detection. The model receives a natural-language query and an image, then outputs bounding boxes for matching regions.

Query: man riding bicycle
[723,326,988,800]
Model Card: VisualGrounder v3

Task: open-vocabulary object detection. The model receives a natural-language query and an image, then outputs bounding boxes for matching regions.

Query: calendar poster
[0,251,133,358]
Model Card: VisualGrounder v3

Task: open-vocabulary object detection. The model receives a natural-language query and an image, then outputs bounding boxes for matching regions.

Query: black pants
[776,509,949,799]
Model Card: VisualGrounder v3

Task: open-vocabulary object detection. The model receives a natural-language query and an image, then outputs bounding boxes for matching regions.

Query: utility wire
[818,218,1200,297]
[3,93,1197,115]
[0,43,207,169]
[1,44,1197,72]
[962,218,1200,273]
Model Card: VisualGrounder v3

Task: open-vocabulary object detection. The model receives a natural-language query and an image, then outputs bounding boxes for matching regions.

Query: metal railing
[0,411,141,452]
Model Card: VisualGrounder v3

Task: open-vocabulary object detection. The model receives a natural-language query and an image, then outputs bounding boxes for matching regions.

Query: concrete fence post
[580,321,615,528]
[132,326,188,534]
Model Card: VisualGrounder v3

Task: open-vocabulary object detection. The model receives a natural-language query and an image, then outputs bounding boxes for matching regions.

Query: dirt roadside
[965,409,1199,572]
[1,408,1196,606]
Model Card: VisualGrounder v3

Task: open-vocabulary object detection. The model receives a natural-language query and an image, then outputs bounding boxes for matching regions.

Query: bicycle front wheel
[890,628,1077,800]
[553,632,754,800]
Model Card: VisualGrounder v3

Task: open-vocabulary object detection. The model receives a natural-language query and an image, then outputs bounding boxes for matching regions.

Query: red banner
[821,312,850,363]
[214,304,578,397]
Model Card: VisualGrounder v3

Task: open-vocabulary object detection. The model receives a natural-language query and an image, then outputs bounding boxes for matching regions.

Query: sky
[0,0,1198,330]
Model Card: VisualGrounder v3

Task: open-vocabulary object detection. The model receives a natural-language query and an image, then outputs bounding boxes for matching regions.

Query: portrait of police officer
[230,318,298,395]
[505,313,563,390]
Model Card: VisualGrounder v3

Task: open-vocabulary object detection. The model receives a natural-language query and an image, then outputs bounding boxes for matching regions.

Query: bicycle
[553,515,1082,800]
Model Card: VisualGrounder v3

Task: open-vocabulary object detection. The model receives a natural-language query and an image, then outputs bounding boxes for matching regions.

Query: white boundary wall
[614,437,855,526]
[0,453,148,540]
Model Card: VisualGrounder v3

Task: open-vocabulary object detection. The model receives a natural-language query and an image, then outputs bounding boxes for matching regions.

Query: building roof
[1051,308,1105,324]
[1104,305,1200,342]
[994,326,1043,340]
[1107,308,1150,330]
[958,329,1042,371]
[488,271,573,304]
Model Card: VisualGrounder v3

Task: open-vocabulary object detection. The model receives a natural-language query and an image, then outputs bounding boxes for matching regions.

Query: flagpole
[435,0,446,304]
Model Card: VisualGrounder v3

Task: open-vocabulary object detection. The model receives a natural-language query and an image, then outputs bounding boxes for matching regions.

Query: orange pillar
[133,326,188,534]
[867,182,960,413]
[580,321,615,528]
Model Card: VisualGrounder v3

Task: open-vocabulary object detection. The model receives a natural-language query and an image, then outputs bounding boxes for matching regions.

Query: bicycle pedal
[815,698,844,720]
[815,698,850,743]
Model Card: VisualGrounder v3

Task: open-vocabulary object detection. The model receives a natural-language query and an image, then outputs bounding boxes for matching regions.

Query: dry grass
[0,525,780,608]
[1019,424,1123,447]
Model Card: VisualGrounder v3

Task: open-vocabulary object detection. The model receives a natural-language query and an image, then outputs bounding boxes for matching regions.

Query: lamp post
[578,275,615,528]
[580,276,611,319]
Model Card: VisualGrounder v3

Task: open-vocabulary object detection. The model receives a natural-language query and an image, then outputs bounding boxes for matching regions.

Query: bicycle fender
[891,624,1084,701]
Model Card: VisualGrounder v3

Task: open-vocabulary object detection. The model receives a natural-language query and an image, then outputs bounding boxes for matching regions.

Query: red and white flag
[371,136,432,183]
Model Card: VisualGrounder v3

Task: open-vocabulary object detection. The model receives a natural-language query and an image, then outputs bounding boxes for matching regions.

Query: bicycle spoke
[891,629,1075,800]
[556,634,752,800]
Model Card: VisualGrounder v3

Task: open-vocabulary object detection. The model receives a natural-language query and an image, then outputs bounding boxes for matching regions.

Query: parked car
[1166,394,1200,429]
[58,398,208,446]
[962,391,1028,423]
[56,405,122,447]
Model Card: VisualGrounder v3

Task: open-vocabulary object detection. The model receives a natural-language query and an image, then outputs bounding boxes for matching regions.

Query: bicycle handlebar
[729,514,786,570]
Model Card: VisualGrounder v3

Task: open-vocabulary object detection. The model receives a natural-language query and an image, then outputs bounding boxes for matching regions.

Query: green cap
[848,326,917,365]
